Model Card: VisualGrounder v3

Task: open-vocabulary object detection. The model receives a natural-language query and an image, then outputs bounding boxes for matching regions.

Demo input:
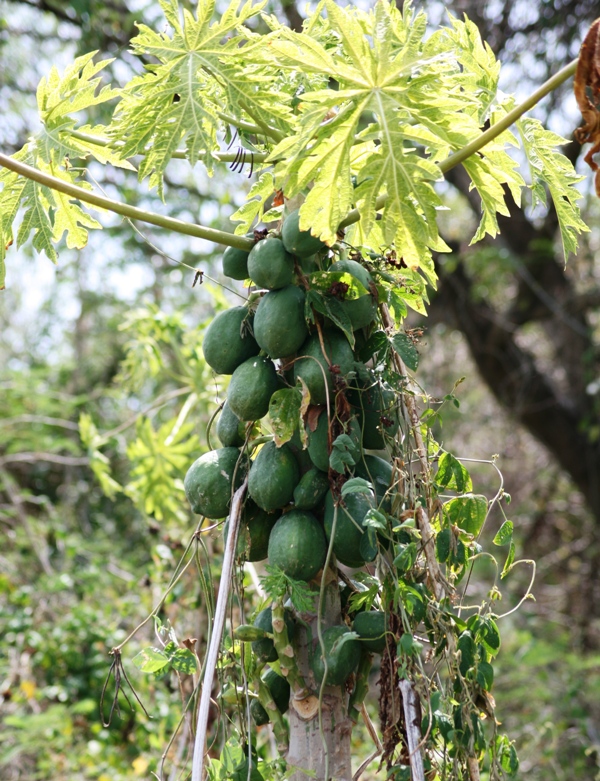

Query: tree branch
[433,261,600,519]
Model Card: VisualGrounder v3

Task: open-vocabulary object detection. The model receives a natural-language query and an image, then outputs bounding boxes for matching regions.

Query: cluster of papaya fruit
[184,208,399,721]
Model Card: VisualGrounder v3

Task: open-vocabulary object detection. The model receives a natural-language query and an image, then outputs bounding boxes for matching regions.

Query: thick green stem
[348,651,373,723]
[337,58,578,231]
[271,599,311,699]
[69,129,269,164]
[256,678,289,753]
[0,152,254,252]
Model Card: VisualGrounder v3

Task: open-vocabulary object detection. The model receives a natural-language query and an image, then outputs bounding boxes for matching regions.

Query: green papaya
[281,208,328,258]
[311,625,361,686]
[184,447,246,519]
[248,441,300,511]
[251,606,296,663]
[227,356,279,421]
[354,454,394,511]
[293,467,329,510]
[353,610,388,654]
[307,410,361,473]
[225,501,280,561]
[294,330,355,405]
[267,510,327,581]
[253,285,308,358]
[222,245,250,280]
[351,379,400,449]
[323,486,377,568]
[202,306,259,375]
[217,401,246,448]
[329,259,377,331]
[248,238,294,290]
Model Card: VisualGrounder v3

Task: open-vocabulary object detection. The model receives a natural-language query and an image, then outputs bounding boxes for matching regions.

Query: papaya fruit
[250,669,291,725]
[281,208,327,258]
[253,285,308,358]
[222,245,250,280]
[354,454,394,511]
[248,441,300,511]
[263,668,290,714]
[293,467,329,510]
[184,447,246,519]
[353,610,388,654]
[250,699,269,726]
[251,606,296,663]
[351,379,400,449]
[311,625,361,686]
[294,330,355,405]
[227,356,279,421]
[307,411,362,473]
[248,238,294,290]
[202,306,260,374]
[225,502,280,561]
[202,306,259,375]
[267,509,327,581]
[217,401,246,448]
[329,259,377,331]
[323,486,377,568]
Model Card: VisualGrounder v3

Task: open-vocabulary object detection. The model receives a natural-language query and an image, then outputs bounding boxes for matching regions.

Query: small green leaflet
[391,333,419,372]
[79,413,122,499]
[268,387,301,446]
[329,433,359,473]
[125,416,200,521]
[444,494,487,536]
[436,452,473,493]
[493,519,516,578]
[133,642,198,675]
[341,477,373,497]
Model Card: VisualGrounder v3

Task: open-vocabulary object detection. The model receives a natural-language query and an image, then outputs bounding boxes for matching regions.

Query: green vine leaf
[444,494,487,535]
[436,453,473,493]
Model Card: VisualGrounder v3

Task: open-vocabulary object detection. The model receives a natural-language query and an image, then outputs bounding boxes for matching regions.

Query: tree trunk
[286,571,353,781]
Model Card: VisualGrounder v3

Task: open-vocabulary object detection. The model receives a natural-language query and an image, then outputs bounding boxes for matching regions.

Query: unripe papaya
[253,285,308,358]
[203,306,259,375]
[248,238,294,290]
[281,208,328,258]
[294,330,354,405]
[228,356,279,421]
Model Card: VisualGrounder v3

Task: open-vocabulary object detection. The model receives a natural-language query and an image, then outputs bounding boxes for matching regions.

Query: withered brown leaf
[574,18,600,195]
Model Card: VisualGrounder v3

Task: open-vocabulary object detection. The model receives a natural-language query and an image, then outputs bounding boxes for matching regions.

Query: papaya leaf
[517,116,588,260]
[111,0,289,196]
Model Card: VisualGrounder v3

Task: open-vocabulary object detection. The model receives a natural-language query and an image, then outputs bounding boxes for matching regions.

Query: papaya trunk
[286,572,353,781]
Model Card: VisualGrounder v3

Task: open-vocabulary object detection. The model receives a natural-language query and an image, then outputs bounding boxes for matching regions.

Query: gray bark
[287,571,353,781]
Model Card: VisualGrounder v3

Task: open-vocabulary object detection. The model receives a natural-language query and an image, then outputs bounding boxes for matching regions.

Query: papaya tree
[0,2,596,780]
